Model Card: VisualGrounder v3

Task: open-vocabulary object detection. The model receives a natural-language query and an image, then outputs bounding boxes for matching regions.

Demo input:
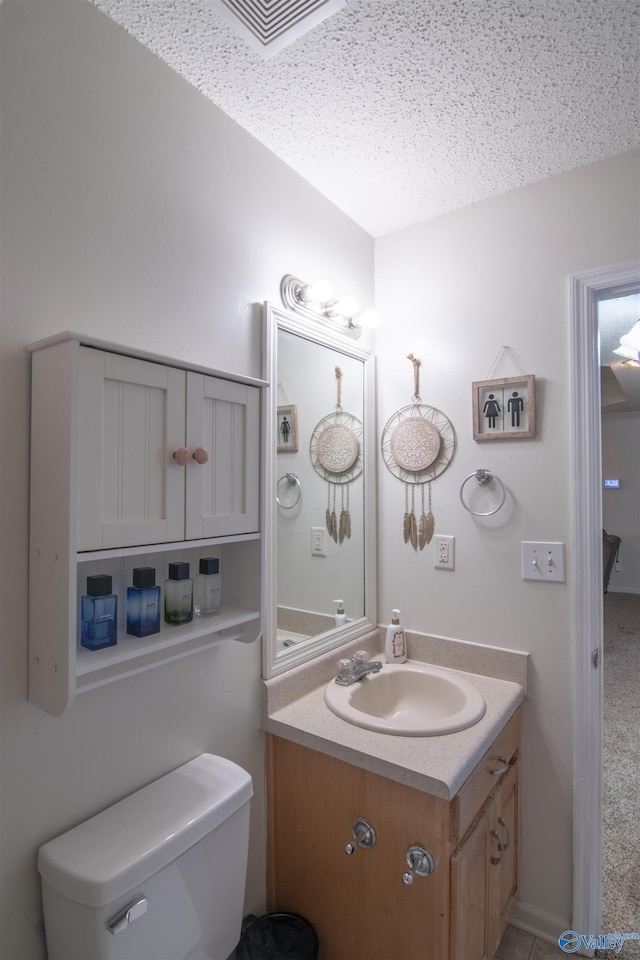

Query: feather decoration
[419,512,434,549]
[409,512,418,550]
[418,484,434,549]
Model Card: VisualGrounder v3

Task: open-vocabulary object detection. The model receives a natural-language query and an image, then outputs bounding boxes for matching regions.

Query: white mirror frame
[262,302,377,678]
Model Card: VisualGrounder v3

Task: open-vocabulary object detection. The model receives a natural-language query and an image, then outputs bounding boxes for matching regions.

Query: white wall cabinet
[28,333,265,716]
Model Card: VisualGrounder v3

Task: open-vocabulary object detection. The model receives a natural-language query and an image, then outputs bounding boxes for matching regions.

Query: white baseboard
[607,585,640,595]
[509,900,577,949]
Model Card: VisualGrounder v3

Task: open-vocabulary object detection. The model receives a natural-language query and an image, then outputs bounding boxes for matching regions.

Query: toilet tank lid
[37,754,252,908]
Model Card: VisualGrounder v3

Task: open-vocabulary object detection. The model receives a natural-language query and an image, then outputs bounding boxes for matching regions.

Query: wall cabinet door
[78,349,187,550]
[77,348,259,550]
[185,373,259,539]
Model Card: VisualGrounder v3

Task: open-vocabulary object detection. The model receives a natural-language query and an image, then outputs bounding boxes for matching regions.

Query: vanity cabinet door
[267,735,450,960]
[450,758,519,960]
[450,805,491,960]
[185,373,259,539]
[77,348,186,550]
[487,760,519,956]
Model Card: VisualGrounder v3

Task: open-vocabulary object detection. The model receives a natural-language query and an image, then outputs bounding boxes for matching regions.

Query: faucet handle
[353,650,369,664]
[337,659,353,680]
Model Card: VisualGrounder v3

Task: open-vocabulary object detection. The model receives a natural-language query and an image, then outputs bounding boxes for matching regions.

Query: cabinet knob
[192,446,209,465]
[173,447,190,465]
[344,818,376,855]
[402,843,435,884]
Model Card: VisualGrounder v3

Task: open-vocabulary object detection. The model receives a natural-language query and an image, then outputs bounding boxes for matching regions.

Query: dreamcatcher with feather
[310,366,363,544]
[381,354,457,550]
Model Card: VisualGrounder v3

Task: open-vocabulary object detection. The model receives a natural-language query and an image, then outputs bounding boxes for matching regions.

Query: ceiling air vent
[208,0,346,59]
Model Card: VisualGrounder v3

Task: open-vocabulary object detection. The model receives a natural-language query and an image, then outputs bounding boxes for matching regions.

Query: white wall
[602,412,640,593]
[0,3,373,957]
[374,149,640,935]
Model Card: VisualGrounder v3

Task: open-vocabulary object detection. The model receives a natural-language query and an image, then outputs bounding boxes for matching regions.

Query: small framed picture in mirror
[277,404,298,452]
[472,375,536,440]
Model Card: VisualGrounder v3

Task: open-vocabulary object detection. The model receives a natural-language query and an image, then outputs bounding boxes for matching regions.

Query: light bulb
[358,309,382,329]
[299,280,333,304]
[329,296,359,318]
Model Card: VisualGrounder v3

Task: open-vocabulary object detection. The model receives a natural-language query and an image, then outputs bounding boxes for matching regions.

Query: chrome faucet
[335,651,383,686]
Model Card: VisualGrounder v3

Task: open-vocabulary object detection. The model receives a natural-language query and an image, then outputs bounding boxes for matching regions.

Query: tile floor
[495,924,569,959]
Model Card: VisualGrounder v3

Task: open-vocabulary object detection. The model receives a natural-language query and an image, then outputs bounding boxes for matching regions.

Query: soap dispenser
[334,600,347,626]
[385,609,407,663]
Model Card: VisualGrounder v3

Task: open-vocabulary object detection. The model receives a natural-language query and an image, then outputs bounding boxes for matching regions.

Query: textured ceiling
[92,0,639,236]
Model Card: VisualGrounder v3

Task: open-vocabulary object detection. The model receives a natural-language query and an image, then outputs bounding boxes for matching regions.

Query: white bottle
[334,600,347,626]
[385,609,407,663]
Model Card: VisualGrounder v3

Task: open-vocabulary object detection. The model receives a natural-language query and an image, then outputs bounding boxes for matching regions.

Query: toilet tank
[38,754,253,960]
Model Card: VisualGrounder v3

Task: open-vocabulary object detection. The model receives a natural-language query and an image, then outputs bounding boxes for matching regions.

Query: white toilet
[37,754,253,960]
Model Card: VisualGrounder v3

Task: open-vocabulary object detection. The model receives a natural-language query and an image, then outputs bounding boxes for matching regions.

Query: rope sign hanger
[310,366,363,545]
[381,353,457,550]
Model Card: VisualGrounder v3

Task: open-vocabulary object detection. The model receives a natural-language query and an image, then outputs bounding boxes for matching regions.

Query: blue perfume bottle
[81,574,117,651]
[127,567,161,638]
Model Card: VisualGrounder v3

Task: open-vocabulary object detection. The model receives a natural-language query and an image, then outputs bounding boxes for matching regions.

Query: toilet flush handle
[107,897,149,935]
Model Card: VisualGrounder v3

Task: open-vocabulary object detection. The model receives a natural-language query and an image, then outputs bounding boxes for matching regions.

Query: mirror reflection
[276,329,365,650]
[263,303,376,677]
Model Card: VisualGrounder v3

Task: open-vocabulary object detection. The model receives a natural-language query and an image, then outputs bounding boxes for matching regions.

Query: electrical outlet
[311,526,326,557]
[434,535,455,570]
[521,541,565,582]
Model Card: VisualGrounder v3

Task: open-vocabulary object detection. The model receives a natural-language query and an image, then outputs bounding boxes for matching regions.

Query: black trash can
[237,912,319,960]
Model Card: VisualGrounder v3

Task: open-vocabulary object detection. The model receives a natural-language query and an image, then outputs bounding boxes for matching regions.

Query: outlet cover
[521,541,565,582]
[434,535,455,570]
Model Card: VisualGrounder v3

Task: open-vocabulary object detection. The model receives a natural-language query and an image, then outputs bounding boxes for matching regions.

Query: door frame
[570,260,640,943]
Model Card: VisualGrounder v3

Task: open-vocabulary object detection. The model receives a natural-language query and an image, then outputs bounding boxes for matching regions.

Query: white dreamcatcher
[381,354,457,550]
[310,366,363,544]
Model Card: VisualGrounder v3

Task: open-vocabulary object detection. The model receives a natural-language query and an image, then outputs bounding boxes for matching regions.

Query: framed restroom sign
[472,375,536,441]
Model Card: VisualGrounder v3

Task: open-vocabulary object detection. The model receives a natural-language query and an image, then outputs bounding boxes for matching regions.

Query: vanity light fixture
[613,319,640,363]
[280,275,381,334]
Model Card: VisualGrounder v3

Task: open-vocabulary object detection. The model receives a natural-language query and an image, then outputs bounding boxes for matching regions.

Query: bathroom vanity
[262,639,525,960]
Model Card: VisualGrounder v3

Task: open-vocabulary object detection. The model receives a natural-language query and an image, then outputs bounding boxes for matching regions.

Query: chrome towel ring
[276,472,301,509]
[459,469,506,516]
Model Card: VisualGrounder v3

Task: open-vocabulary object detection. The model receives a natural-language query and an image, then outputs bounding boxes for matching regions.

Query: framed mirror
[262,303,377,677]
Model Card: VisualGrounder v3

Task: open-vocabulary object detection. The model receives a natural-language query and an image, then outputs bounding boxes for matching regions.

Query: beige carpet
[600,592,640,959]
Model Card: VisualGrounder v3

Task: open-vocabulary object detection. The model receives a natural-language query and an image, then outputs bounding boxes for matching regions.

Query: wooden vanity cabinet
[450,760,518,960]
[266,710,520,960]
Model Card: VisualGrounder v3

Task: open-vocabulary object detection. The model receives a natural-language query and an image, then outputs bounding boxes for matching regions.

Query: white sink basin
[324,659,486,736]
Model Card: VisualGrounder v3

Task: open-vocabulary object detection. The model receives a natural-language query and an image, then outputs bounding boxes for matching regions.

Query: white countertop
[261,631,526,801]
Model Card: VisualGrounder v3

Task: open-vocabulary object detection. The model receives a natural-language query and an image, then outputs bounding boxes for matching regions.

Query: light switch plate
[521,541,565,582]
[311,526,326,557]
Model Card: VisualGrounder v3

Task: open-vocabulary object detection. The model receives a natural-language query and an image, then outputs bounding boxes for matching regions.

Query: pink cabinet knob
[192,446,209,465]
[172,447,190,465]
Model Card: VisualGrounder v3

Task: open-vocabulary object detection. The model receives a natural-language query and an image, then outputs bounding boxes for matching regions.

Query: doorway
[570,261,640,947]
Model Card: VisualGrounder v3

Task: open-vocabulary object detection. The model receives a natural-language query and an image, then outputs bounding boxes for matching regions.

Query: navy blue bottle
[81,574,117,650]
[127,567,161,637]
